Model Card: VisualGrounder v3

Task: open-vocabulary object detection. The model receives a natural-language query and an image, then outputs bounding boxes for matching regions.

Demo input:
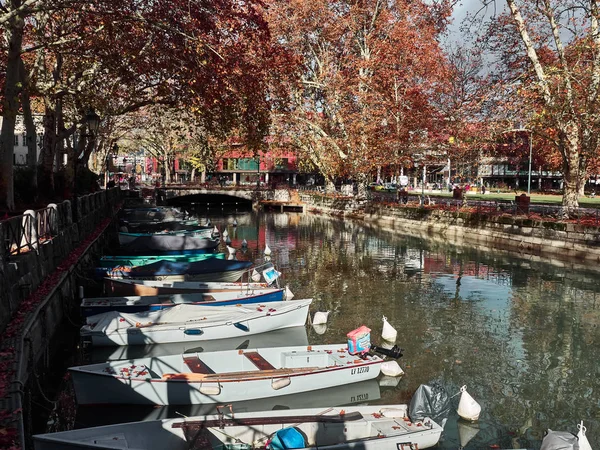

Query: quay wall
[0,189,120,449]
[298,192,600,265]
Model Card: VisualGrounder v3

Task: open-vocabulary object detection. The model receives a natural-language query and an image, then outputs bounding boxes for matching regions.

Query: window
[14,135,19,146]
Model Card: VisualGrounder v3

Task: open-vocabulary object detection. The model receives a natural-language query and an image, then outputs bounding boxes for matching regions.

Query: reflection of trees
[257,213,600,447]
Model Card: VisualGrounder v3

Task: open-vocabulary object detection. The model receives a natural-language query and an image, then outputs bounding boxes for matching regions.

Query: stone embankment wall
[0,189,120,449]
[298,192,600,264]
[0,190,120,331]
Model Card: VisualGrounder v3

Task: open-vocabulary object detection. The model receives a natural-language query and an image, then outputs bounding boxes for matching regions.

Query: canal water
[59,209,600,449]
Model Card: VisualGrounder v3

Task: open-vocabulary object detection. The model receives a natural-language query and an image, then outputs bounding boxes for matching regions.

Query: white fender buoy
[578,421,592,450]
[312,324,327,335]
[199,383,220,396]
[381,361,404,377]
[227,254,235,260]
[251,269,261,282]
[285,285,294,300]
[457,385,481,422]
[382,316,397,342]
[225,236,232,245]
[271,377,291,390]
[241,239,248,248]
[264,244,272,256]
[312,311,329,325]
[458,420,480,448]
[222,229,228,238]
[227,245,236,255]
[213,226,219,235]
[233,219,238,226]
[206,218,211,226]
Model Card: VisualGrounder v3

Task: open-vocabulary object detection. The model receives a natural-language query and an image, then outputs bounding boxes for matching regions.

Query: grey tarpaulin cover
[409,382,452,423]
[540,430,580,450]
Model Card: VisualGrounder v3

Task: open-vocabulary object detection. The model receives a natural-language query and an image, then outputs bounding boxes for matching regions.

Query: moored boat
[97,253,226,268]
[118,229,214,246]
[95,259,253,282]
[33,405,443,450]
[117,235,220,255]
[68,344,385,405]
[104,279,277,296]
[120,220,204,233]
[81,299,312,346]
[81,287,287,317]
[119,207,187,223]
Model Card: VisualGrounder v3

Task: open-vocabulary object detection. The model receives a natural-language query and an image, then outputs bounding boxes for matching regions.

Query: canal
[44,208,600,449]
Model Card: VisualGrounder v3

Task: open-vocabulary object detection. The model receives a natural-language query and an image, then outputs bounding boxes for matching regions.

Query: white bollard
[457,385,481,422]
[381,316,397,342]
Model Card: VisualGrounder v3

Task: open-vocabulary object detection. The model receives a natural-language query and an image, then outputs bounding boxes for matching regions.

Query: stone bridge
[157,186,303,211]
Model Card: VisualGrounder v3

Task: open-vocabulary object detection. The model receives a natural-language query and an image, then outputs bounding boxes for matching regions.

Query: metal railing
[3,206,60,257]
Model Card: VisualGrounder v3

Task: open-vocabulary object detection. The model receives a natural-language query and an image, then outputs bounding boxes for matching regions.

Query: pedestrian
[481,184,486,195]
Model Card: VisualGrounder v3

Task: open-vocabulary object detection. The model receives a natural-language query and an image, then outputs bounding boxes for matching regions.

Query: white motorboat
[34,405,443,450]
[81,299,312,346]
[69,344,385,405]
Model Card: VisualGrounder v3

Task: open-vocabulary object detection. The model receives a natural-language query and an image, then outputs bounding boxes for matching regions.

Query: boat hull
[104,279,273,296]
[69,344,383,405]
[118,229,214,246]
[34,405,442,450]
[82,299,310,346]
[118,235,220,255]
[97,253,225,268]
[81,288,286,317]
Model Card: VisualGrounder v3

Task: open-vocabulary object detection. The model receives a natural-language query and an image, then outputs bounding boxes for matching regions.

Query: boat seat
[244,351,275,370]
[183,356,215,374]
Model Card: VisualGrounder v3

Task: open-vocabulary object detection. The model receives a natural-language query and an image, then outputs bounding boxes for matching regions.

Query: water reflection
[65,208,600,449]
[181,210,599,449]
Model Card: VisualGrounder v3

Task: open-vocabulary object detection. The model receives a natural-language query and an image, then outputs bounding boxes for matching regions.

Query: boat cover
[409,382,451,424]
[95,259,253,279]
[120,235,220,253]
[540,430,579,450]
[85,301,307,332]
